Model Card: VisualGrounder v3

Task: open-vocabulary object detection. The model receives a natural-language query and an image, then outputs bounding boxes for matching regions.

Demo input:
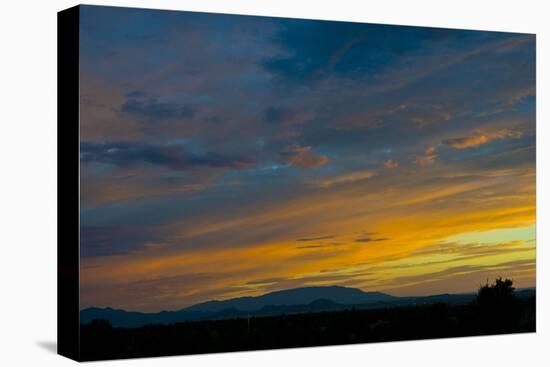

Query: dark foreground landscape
[80,279,535,361]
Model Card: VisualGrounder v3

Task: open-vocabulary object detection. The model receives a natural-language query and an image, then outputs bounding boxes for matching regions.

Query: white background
[0,0,548,365]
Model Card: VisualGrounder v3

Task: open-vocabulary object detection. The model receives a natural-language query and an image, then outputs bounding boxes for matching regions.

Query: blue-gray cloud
[122,95,196,120]
[355,236,390,243]
[81,141,256,171]
[265,106,313,125]
[295,235,335,242]
[261,20,498,84]
[81,225,163,257]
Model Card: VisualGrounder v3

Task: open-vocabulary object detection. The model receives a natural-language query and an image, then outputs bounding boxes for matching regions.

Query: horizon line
[80,283,537,313]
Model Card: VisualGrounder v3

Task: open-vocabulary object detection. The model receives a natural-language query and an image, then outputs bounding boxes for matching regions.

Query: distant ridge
[185,286,395,312]
[80,286,536,328]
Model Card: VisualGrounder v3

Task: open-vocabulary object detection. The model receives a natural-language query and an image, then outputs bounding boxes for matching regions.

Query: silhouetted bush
[475,277,521,333]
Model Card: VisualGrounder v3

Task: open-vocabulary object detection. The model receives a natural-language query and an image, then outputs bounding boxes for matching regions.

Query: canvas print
[59,4,536,361]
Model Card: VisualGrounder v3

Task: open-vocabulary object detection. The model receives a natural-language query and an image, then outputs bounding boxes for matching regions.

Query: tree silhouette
[478,277,515,302]
[475,277,520,333]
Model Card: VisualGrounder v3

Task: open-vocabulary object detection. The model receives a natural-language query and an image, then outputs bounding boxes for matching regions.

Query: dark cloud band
[81,141,256,171]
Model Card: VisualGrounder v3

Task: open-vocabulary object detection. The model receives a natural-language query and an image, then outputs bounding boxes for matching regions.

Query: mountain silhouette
[81,286,394,327]
[185,286,395,312]
[80,286,535,328]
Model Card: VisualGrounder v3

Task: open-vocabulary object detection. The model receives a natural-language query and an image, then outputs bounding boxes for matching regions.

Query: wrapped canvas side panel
[57,5,80,362]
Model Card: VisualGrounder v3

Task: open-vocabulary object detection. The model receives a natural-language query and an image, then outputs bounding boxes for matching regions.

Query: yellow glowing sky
[80,162,535,311]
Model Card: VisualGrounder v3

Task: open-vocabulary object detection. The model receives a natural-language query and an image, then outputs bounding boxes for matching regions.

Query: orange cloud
[384,159,399,169]
[444,129,522,149]
[413,146,437,166]
[280,145,329,169]
[316,170,376,188]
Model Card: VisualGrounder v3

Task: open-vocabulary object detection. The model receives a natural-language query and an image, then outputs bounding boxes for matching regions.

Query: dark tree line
[80,278,535,361]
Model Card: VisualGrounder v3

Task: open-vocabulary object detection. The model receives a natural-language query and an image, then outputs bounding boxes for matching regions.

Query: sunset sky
[79,5,536,312]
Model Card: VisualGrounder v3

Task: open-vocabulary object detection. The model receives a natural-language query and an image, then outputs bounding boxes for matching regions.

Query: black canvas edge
[58,5,81,362]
